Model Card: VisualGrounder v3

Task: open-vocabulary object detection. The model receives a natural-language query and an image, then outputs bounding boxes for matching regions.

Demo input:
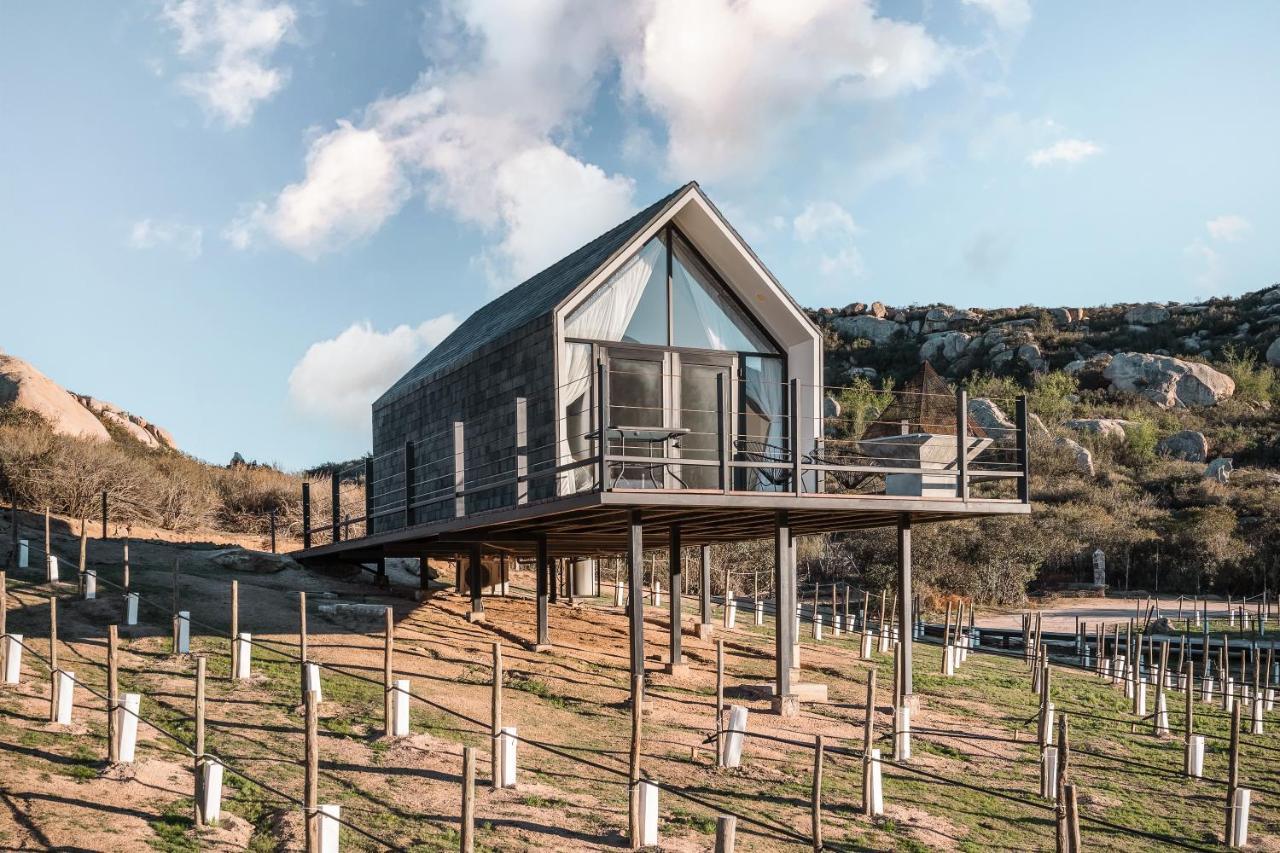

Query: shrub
[1219,344,1277,404]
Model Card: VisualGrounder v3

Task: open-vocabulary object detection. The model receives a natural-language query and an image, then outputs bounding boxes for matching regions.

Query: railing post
[597,360,609,492]
[453,421,466,518]
[515,397,528,506]
[717,373,729,493]
[1015,395,1030,503]
[789,378,801,496]
[364,456,374,536]
[956,388,969,501]
[330,471,340,543]
[301,483,311,550]
[403,440,415,529]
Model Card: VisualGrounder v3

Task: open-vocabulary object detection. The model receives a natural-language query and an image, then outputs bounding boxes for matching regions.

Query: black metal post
[101,490,108,539]
[364,456,374,536]
[301,483,311,550]
[269,509,277,554]
[774,510,795,713]
[536,535,550,648]
[956,388,969,501]
[468,543,483,619]
[668,524,682,669]
[330,471,340,543]
[1015,395,1030,503]
[717,373,729,493]
[597,360,609,492]
[627,510,644,689]
[789,378,801,495]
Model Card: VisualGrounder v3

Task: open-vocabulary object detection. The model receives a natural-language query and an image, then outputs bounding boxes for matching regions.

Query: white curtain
[560,238,664,493]
[745,357,784,490]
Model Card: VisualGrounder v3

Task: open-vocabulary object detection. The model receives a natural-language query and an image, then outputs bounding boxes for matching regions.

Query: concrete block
[695,623,714,641]
[771,694,799,717]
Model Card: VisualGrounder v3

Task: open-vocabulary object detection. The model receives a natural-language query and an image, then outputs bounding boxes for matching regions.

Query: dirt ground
[976,594,1246,633]
[1,509,1276,850]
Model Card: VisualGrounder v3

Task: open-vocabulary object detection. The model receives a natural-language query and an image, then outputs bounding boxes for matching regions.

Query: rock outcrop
[0,354,111,442]
[0,352,177,450]
[1063,419,1130,440]
[1056,436,1095,476]
[831,315,900,344]
[1157,430,1209,463]
[1205,458,1233,483]
[1102,352,1235,408]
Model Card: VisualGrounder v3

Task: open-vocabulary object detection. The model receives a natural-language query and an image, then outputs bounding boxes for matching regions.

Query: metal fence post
[301,483,311,550]
[364,456,374,536]
[596,360,609,492]
[330,471,340,543]
[1015,395,1030,503]
[956,388,969,501]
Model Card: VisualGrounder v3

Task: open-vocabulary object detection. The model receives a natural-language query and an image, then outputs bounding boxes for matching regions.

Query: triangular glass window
[671,234,773,352]
[565,235,667,345]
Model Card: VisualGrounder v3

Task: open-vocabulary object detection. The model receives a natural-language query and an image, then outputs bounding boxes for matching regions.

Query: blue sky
[2,1,1277,469]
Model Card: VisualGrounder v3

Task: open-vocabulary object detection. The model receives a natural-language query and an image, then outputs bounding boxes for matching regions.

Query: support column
[898,515,914,706]
[773,511,798,716]
[467,544,484,623]
[666,525,685,674]
[698,544,713,640]
[535,536,550,651]
[627,510,645,694]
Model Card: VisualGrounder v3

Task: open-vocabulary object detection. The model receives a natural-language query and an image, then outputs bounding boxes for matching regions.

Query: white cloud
[793,201,859,242]
[161,0,296,126]
[793,201,864,280]
[227,121,409,257]
[627,0,949,180]
[962,0,1032,31]
[288,315,459,431]
[1027,139,1102,167]
[128,218,204,257]
[1206,214,1252,242]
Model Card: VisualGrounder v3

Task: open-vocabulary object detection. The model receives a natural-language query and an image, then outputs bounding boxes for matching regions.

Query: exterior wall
[371,315,557,533]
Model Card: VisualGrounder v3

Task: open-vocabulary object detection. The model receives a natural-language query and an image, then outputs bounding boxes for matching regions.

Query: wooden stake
[77,518,87,596]
[862,668,877,815]
[629,674,643,851]
[1055,713,1069,852]
[298,591,308,701]
[384,606,394,737]
[230,580,239,681]
[43,506,50,569]
[812,734,824,851]
[715,639,725,769]
[715,815,737,852]
[305,688,318,853]
[491,642,502,789]
[194,656,207,827]
[1064,783,1083,852]
[48,595,58,722]
[461,746,476,853]
[0,571,6,679]
[107,625,119,764]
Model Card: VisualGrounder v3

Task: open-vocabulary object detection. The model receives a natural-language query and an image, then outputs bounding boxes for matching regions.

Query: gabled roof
[376,182,696,408]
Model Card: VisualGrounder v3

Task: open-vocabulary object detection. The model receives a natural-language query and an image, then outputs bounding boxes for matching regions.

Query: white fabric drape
[560,238,663,492]
[745,357,784,490]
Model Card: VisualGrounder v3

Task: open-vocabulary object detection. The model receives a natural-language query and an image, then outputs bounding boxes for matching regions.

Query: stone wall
[370,315,558,533]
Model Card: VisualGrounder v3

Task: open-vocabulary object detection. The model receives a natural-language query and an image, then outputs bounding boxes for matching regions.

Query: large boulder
[968,398,1016,435]
[1266,337,1280,368]
[919,331,971,363]
[101,410,161,448]
[831,315,900,344]
[1124,303,1170,325]
[1056,436,1095,476]
[1103,352,1235,408]
[1063,418,1130,440]
[1205,458,1233,483]
[0,354,111,441]
[209,548,303,574]
[1157,430,1209,462]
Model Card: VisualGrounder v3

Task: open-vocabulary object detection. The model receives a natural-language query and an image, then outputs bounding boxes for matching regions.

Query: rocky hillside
[0,350,177,450]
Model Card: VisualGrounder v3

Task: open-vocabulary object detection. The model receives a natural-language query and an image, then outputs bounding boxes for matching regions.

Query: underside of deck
[293,489,1029,563]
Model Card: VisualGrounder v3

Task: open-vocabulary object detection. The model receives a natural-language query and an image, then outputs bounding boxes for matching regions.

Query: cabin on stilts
[292,181,1031,715]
